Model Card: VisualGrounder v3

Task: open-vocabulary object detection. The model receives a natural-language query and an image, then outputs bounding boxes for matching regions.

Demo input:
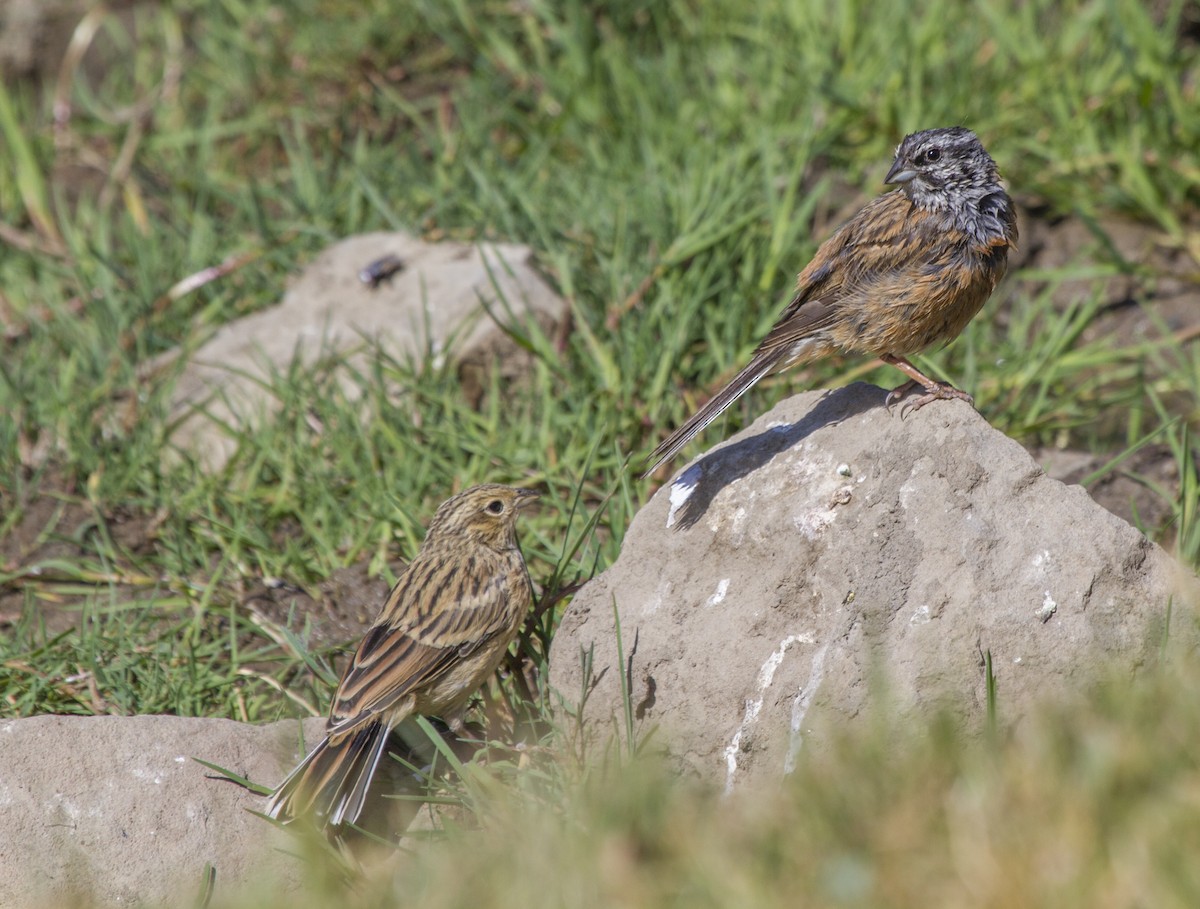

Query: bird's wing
[756,190,919,355]
[325,552,529,736]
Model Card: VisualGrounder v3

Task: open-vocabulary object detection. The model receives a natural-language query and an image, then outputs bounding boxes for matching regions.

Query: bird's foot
[885,380,974,419]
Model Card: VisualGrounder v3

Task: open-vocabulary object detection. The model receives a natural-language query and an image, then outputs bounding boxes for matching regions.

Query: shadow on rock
[668,382,885,529]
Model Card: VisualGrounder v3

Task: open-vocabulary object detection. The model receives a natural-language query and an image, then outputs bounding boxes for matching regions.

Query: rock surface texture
[550,383,1196,791]
[154,231,564,467]
[0,714,327,908]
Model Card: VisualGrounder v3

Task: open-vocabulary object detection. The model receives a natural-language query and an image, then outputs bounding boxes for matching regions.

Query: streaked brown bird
[644,126,1018,477]
[266,484,539,828]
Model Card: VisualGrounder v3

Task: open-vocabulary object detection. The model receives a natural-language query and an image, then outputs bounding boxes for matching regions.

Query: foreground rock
[550,383,1196,790]
[0,710,474,906]
[0,714,329,908]
[153,231,564,467]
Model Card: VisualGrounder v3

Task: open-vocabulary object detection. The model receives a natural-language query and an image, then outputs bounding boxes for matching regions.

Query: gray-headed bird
[644,127,1017,477]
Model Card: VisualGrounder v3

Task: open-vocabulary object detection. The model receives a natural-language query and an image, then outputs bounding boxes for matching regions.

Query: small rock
[151,232,565,468]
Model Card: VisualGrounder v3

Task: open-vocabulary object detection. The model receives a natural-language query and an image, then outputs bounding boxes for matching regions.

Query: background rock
[151,232,564,467]
[549,383,1197,791]
[0,0,84,82]
[0,714,327,908]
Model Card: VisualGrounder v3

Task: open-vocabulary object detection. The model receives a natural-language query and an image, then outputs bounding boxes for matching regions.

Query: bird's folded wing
[325,570,521,736]
[755,190,941,356]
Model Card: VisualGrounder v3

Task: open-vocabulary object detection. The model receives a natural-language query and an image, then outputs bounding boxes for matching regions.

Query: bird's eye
[486,500,505,515]
[923,147,941,163]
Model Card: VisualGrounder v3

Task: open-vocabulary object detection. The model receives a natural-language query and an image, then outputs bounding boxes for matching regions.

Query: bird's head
[885,126,1001,210]
[425,484,540,552]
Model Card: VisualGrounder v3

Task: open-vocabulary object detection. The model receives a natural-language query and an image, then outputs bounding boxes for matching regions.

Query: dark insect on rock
[358,254,405,288]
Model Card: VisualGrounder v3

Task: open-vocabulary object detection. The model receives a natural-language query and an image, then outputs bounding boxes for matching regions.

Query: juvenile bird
[266,484,539,829]
[644,126,1018,477]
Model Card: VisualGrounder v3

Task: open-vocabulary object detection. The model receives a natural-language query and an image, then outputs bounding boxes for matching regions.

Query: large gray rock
[550,383,1197,790]
[0,714,326,908]
[152,231,565,467]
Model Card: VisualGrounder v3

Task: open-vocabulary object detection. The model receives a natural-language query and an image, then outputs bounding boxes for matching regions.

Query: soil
[0,469,159,631]
[1013,207,1200,346]
[0,469,383,644]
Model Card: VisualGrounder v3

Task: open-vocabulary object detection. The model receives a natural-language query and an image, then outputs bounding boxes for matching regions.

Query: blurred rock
[550,383,1198,790]
[152,232,564,468]
[0,0,80,82]
[0,712,453,906]
[0,714,327,908]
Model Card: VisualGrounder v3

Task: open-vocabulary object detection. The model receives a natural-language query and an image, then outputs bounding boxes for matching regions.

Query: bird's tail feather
[642,351,785,478]
[265,720,392,828]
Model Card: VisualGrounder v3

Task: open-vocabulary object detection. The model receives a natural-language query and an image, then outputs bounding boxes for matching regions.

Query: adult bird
[644,126,1017,477]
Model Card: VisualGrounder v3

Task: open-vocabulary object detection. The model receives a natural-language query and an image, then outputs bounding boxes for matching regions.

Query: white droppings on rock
[785,641,829,774]
[730,506,749,540]
[639,580,672,617]
[666,469,699,529]
[792,506,838,539]
[723,633,815,793]
[706,578,730,607]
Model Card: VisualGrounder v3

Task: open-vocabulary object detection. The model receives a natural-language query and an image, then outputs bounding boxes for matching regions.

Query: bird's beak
[514,488,541,509]
[885,161,916,185]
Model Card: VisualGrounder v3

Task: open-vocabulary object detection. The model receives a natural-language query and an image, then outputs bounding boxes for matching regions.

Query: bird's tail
[642,351,785,478]
[265,719,391,829]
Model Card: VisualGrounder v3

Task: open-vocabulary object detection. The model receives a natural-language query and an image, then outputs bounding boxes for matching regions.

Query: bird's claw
[885,381,974,419]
